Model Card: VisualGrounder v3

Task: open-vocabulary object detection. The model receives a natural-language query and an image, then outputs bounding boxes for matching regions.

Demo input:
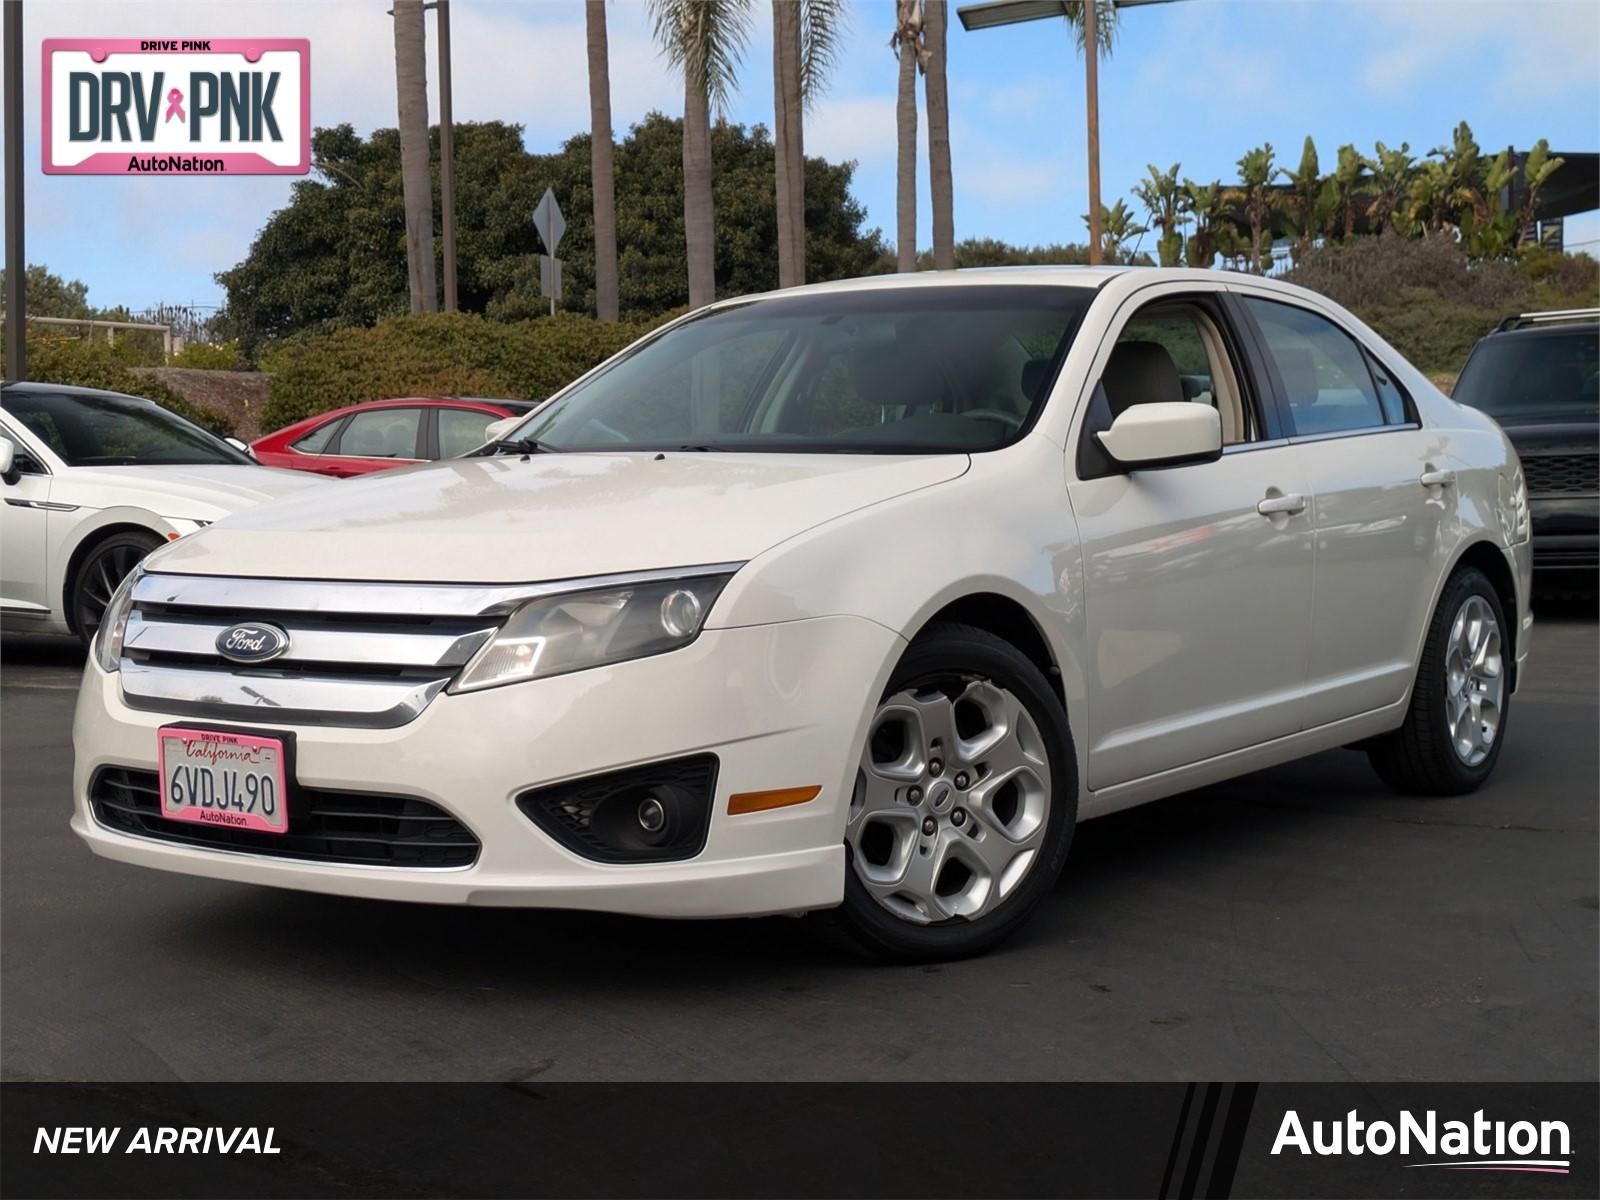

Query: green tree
[217,117,886,351]
[1132,162,1184,267]
[0,265,93,318]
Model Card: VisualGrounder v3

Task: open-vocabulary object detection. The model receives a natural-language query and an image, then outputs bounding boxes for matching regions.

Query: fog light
[637,795,666,833]
[515,755,717,863]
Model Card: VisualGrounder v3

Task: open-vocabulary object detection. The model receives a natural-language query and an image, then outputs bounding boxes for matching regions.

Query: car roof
[1,380,147,401]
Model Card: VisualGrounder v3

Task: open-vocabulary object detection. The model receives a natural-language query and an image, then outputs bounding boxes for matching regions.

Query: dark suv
[1454,310,1598,579]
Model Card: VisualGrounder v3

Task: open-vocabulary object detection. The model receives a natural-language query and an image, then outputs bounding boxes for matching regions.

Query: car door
[0,420,60,616]
[324,406,426,475]
[1235,291,1449,726]
[1066,285,1317,790]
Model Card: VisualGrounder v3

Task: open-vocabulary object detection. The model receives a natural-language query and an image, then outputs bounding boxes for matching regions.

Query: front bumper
[73,615,903,918]
[1531,496,1599,571]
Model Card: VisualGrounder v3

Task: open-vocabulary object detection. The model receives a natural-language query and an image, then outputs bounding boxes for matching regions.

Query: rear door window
[337,408,423,459]
[1244,298,1387,436]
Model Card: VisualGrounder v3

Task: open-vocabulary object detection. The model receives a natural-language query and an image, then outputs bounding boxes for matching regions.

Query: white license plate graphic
[157,727,288,834]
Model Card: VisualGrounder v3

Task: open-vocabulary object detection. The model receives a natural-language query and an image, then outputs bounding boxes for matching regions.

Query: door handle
[1419,468,1456,488]
[1257,491,1308,517]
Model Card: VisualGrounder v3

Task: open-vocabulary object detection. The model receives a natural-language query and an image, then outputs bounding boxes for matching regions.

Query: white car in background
[71,269,1532,961]
[1,382,328,644]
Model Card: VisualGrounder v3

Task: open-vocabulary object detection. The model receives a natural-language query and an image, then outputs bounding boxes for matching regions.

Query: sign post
[533,188,566,317]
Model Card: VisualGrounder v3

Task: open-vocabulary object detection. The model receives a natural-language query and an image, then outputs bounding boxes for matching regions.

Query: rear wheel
[70,531,161,647]
[1368,566,1510,795]
[822,622,1077,962]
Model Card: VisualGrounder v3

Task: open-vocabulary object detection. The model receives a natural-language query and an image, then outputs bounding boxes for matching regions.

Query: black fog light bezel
[515,755,718,864]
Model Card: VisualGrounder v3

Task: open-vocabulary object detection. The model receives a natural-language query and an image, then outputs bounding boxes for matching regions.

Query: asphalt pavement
[3,599,1595,1083]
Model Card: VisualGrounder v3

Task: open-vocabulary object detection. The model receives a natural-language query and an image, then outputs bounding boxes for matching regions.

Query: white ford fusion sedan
[72,268,1531,960]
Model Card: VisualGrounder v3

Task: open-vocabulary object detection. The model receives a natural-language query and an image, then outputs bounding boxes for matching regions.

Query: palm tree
[392,0,437,313]
[1228,143,1278,273]
[1323,143,1366,241]
[1363,141,1416,235]
[1277,136,1327,261]
[1064,0,1116,55]
[1132,162,1183,267]
[587,1,620,321]
[1179,178,1224,269]
[924,0,955,270]
[891,0,927,272]
[1513,139,1565,246]
[773,0,847,289]
[649,0,752,310]
[773,1,804,288]
[1082,200,1145,263]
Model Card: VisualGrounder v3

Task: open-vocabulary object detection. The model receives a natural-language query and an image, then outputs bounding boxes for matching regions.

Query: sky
[3,0,1598,315]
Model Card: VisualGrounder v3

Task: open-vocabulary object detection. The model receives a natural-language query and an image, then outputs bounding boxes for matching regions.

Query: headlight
[95,565,143,673]
[450,570,735,693]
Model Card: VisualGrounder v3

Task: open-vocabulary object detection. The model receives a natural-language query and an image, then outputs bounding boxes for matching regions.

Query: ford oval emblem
[215,622,291,663]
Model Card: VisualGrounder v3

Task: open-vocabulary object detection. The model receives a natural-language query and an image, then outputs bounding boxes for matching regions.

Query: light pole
[956,0,1180,265]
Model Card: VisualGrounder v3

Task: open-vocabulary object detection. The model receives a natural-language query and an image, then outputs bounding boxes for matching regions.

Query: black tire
[819,621,1078,963]
[70,530,162,647]
[1367,566,1511,795]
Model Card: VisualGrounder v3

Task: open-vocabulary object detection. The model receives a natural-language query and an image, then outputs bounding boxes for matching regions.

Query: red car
[251,396,538,477]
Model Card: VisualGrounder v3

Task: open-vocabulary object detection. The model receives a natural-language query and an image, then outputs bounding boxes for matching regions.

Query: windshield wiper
[672,443,729,452]
[490,437,560,458]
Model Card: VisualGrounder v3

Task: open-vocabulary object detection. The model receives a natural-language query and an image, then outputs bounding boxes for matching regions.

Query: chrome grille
[118,572,532,728]
[1522,453,1598,496]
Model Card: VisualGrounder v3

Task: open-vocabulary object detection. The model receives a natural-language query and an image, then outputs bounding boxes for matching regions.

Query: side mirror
[1095,402,1222,471]
[483,416,523,445]
[224,436,258,460]
[0,436,16,485]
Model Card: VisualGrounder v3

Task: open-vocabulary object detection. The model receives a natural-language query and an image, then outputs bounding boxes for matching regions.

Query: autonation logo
[1272,1108,1571,1175]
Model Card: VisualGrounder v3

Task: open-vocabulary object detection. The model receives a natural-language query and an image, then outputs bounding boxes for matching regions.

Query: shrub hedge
[260,310,669,431]
[1285,236,1599,375]
[6,334,236,436]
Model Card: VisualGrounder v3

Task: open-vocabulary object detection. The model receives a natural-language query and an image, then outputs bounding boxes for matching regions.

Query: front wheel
[1367,566,1511,795]
[70,531,162,647]
[821,622,1078,962]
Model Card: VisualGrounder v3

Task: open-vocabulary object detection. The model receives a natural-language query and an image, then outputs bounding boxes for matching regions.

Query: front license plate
[157,727,288,835]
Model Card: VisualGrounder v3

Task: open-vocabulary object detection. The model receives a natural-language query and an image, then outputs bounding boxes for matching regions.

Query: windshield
[509,285,1092,454]
[1453,329,1600,425]
[1,388,252,467]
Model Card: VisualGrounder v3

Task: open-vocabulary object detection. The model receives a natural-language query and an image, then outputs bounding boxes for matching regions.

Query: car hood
[64,464,331,517]
[151,451,970,582]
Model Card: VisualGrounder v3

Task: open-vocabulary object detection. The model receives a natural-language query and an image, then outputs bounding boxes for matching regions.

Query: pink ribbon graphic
[164,87,185,123]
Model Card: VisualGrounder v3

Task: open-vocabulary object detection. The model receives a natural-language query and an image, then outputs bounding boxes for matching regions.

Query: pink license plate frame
[156,726,289,835]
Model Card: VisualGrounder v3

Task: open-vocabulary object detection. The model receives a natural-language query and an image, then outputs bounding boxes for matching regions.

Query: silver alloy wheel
[848,678,1052,925]
[1445,594,1504,767]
